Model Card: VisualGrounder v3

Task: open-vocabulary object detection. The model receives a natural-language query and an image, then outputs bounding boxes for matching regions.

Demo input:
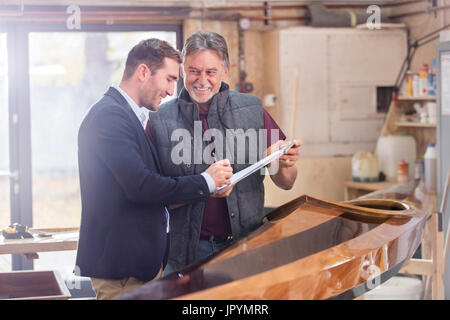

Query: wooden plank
[399,258,433,275]
[0,270,70,300]
[397,96,436,101]
[0,230,78,255]
[431,212,445,300]
[421,191,437,300]
[395,121,436,128]
[344,181,396,191]
[30,227,79,233]
[262,30,281,123]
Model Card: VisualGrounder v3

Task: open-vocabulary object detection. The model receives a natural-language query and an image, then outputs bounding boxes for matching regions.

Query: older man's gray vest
[148,85,266,270]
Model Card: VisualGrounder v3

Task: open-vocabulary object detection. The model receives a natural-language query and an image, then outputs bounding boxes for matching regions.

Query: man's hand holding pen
[205,159,234,197]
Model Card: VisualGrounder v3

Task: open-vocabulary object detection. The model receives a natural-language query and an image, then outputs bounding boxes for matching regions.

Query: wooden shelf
[398,95,436,101]
[344,181,397,200]
[395,121,436,128]
[0,228,78,255]
[344,181,396,192]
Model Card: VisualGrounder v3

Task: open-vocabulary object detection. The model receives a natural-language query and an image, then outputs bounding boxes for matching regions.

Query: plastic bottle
[424,143,437,191]
[427,59,437,96]
[419,64,428,96]
[412,74,420,96]
[406,70,413,96]
[397,160,409,184]
[414,158,424,180]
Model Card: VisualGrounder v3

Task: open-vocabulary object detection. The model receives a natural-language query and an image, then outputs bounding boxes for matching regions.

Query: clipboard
[215,141,295,193]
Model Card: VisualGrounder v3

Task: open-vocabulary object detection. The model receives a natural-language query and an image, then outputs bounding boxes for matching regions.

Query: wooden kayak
[119,185,427,300]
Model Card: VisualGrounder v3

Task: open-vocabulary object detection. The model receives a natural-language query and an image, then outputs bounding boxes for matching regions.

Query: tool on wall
[395,24,450,91]
[389,23,450,111]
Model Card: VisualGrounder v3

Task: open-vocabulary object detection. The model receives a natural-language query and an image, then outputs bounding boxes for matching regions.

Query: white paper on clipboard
[214,141,295,193]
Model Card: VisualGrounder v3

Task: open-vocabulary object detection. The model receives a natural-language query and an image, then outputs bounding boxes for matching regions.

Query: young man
[147,31,302,275]
[75,38,233,299]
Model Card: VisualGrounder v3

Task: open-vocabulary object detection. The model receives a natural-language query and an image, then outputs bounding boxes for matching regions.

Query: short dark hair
[182,31,230,69]
[123,38,182,79]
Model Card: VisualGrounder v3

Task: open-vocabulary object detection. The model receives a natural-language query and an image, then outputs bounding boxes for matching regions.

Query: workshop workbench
[0,227,79,256]
[344,180,397,200]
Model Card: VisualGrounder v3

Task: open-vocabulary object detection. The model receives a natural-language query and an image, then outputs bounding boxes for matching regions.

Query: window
[26,30,179,287]
[0,33,9,226]
[29,31,177,228]
[0,21,181,278]
[0,33,12,271]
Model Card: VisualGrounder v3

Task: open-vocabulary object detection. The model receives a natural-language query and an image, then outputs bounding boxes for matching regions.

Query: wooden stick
[441,169,450,268]
[399,258,433,275]
[431,210,445,299]
[289,64,300,140]
[428,169,449,300]
[30,227,79,233]
[424,276,431,300]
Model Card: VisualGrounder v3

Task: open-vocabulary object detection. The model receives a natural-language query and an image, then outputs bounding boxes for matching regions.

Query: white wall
[277,27,407,157]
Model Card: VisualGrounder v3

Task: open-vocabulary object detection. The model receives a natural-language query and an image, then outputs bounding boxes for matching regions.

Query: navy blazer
[75,87,210,282]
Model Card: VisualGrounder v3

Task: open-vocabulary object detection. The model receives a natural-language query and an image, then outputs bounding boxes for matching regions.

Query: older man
[148,31,301,274]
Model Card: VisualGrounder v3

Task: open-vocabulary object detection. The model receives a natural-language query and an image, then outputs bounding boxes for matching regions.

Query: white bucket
[376,135,417,182]
[364,276,423,300]
[352,151,379,182]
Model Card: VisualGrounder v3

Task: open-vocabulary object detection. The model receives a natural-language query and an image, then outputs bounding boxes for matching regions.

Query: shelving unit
[395,121,437,128]
[343,181,396,201]
[381,96,437,156]
[379,96,439,299]
[394,95,437,131]
[397,95,436,101]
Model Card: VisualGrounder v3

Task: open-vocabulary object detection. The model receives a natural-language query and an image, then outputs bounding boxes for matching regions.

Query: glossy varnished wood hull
[119,189,427,300]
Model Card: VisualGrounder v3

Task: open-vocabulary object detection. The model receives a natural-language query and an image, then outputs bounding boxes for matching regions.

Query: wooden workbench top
[0,227,79,255]
[344,180,397,191]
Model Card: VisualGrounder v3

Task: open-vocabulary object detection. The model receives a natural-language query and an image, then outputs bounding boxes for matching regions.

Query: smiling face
[138,57,179,111]
[182,50,229,106]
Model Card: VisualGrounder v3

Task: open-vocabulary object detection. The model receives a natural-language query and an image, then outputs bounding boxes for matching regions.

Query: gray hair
[182,31,230,69]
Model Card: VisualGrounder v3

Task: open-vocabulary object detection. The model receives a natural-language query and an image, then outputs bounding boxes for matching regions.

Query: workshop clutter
[402,60,437,97]
[376,135,417,183]
[352,151,379,182]
[354,136,437,191]
[399,101,437,124]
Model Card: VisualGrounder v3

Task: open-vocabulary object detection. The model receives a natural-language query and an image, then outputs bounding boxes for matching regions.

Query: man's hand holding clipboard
[267,139,302,169]
[214,139,302,194]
